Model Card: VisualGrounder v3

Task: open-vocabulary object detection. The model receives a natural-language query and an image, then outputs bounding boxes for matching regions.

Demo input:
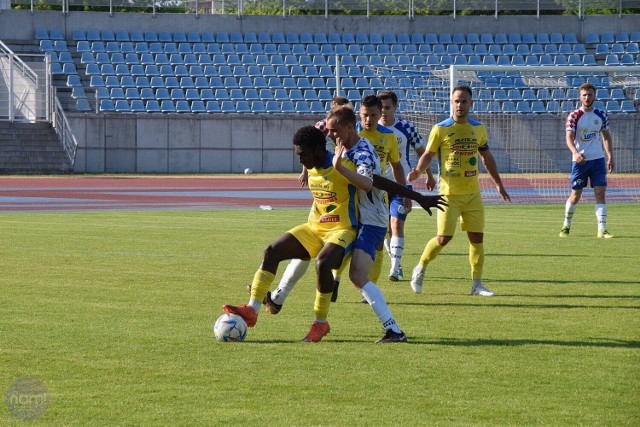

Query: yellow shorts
[289,223,356,258]
[437,193,485,236]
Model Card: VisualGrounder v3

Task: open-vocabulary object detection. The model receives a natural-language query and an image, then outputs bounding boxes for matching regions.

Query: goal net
[370,64,640,204]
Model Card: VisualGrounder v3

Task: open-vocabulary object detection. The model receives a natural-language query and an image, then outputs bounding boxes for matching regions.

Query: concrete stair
[0,121,72,174]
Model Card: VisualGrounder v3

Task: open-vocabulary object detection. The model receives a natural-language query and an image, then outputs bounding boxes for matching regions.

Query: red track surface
[0,176,311,212]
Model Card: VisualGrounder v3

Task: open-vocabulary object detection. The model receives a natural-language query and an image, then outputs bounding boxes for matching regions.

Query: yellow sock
[368,249,384,282]
[313,291,332,321]
[250,270,275,304]
[419,237,444,267]
[469,242,484,280]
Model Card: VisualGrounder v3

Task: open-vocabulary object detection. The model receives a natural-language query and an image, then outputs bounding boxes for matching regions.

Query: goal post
[369,64,640,204]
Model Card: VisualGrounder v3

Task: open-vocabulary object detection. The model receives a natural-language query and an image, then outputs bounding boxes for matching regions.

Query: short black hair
[293,125,326,150]
[361,94,382,109]
[452,85,473,98]
[378,90,398,106]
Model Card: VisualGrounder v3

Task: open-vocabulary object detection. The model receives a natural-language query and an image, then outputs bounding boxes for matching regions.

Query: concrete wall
[66,113,640,174]
[1,10,639,43]
[68,113,315,173]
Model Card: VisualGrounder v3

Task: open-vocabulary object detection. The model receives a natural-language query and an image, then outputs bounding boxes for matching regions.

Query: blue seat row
[98,98,331,114]
[64,29,584,45]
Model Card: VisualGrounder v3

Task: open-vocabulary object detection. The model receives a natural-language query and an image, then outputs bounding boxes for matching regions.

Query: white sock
[383,238,391,257]
[248,300,261,312]
[389,236,404,273]
[271,259,310,305]
[595,204,607,231]
[563,200,577,227]
[360,282,401,333]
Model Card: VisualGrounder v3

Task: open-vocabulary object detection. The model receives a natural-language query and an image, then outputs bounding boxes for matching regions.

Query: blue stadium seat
[258,88,274,101]
[480,33,494,44]
[620,100,636,113]
[309,100,325,114]
[128,99,144,113]
[85,63,100,76]
[536,32,550,44]
[155,88,170,100]
[370,33,383,44]
[507,32,521,44]
[140,88,155,100]
[250,100,266,113]
[620,54,635,65]
[606,100,621,113]
[99,99,115,112]
[271,32,285,44]
[145,100,161,113]
[236,101,251,113]
[494,33,508,44]
[605,54,620,66]
[546,100,561,114]
[200,88,215,101]
[160,100,175,113]
[281,100,296,113]
[175,100,191,113]
[120,76,135,88]
[600,32,615,43]
[76,98,92,112]
[115,99,130,112]
[89,75,105,88]
[265,100,280,113]
[205,101,221,113]
[295,101,311,113]
[110,88,125,100]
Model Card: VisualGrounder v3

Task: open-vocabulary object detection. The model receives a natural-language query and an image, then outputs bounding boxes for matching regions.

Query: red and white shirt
[565,108,609,161]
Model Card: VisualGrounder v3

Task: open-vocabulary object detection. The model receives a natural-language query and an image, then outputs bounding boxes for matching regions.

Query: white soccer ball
[244,168,253,175]
[213,313,247,342]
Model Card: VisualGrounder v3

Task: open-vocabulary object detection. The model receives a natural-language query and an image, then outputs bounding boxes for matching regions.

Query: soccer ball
[244,168,252,175]
[213,313,247,342]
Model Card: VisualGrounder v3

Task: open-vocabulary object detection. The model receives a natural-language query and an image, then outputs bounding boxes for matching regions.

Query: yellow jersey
[358,124,400,172]
[307,152,359,232]
[427,117,489,196]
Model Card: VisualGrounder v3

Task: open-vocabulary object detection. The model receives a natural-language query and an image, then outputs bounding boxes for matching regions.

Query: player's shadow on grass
[408,337,640,349]
[389,301,639,310]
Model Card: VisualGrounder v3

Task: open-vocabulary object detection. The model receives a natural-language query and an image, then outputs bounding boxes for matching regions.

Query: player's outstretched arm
[372,174,447,216]
[479,149,511,202]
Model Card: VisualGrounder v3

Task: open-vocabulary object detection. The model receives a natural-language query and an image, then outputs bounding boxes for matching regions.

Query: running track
[0,176,312,212]
[0,175,637,212]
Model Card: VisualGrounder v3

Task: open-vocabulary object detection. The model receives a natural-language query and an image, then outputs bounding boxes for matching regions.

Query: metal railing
[53,95,78,165]
[0,41,48,122]
[1,42,76,165]
[6,0,640,18]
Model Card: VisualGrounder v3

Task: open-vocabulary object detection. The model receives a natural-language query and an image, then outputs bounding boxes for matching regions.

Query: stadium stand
[27,28,640,115]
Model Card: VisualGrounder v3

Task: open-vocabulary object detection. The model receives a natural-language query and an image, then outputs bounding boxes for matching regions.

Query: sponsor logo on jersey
[320,215,340,223]
[465,170,477,177]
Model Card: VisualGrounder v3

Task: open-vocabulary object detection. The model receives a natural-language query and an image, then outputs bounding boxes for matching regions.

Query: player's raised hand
[414,194,447,216]
[332,142,346,170]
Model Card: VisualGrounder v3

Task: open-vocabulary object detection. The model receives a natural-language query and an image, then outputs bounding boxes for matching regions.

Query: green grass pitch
[1,204,639,425]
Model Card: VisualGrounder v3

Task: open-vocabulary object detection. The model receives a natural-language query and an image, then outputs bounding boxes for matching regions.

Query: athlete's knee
[437,235,453,246]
